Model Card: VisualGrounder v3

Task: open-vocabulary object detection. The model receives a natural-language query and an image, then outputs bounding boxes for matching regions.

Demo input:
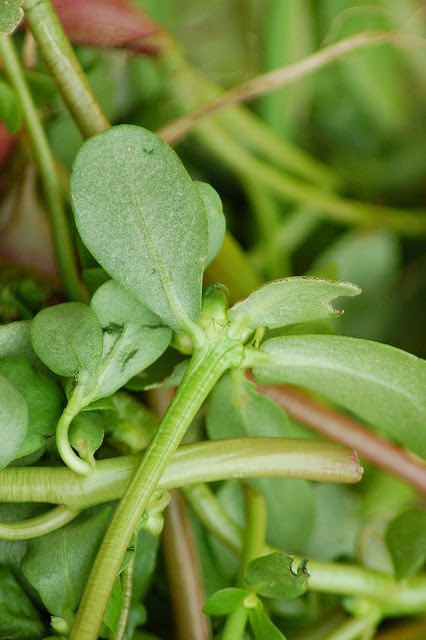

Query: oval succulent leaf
[0,0,23,35]
[90,280,172,398]
[228,277,361,334]
[0,374,28,468]
[245,552,309,600]
[71,125,208,332]
[253,335,426,458]
[31,302,104,377]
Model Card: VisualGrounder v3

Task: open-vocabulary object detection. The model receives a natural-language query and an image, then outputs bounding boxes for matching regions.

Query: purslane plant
[0,124,423,638]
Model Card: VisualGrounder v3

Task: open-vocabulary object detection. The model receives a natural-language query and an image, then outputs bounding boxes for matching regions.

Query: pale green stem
[70,338,244,640]
[220,606,249,640]
[193,118,426,236]
[0,438,362,510]
[237,484,267,586]
[113,555,135,640]
[23,0,110,138]
[182,482,426,618]
[0,36,86,302]
[322,612,380,640]
[0,506,79,540]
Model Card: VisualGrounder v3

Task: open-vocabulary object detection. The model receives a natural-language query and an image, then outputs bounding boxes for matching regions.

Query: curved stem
[0,438,362,509]
[0,505,79,540]
[70,338,244,640]
[56,394,93,476]
[23,0,110,138]
[0,36,87,302]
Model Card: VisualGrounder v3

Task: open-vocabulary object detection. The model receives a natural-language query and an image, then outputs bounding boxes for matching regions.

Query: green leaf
[69,411,105,464]
[0,373,28,468]
[194,181,226,267]
[31,302,103,377]
[21,508,109,621]
[110,391,157,453]
[90,280,172,398]
[228,277,360,335]
[0,320,38,363]
[386,508,426,580]
[245,552,309,600]
[253,335,426,458]
[202,588,249,616]
[0,79,22,132]
[71,125,208,332]
[0,566,45,640]
[0,358,63,459]
[248,600,287,640]
[0,0,23,35]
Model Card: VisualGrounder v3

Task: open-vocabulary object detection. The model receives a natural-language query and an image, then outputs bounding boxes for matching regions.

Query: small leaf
[71,125,208,332]
[0,566,45,639]
[0,358,63,459]
[245,552,309,600]
[21,508,110,621]
[110,391,157,453]
[248,600,287,640]
[202,588,249,616]
[253,335,426,458]
[31,302,104,377]
[228,277,361,334]
[0,320,38,363]
[0,0,23,35]
[90,280,172,398]
[386,508,426,579]
[194,181,226,267]
[0,374,28,468]
[69,411,105,464]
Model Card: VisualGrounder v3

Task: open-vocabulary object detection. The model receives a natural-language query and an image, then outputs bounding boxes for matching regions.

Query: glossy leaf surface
[248,600,287,640]
[245,552,309,600]
[202,587,249,616]
[71,125,208,332]
[254,335,426,457]
[228,277,360,333]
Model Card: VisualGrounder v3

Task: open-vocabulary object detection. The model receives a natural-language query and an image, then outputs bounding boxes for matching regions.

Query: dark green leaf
[202,588,249,615]
[90,280,172,398]
[71,125,208,332]
[0,0,23,35]
[248,600,287,640]
[21,508,109,621]
[253,335,426,457]
[103,577,122,634]
[0,373,28,468]
[0,79,22,132]
[194,181,226,267]
[69,411,105,464]
[0,567,45,639]
[31,303,103,377]
[0,358,63,459]
[228,277,360,335]
[245,552,309,600]
[386,508,426,579]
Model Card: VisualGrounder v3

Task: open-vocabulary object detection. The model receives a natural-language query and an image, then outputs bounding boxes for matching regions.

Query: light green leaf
[21,508,110,621]
[90,280,172,398]
[0,320,38,363]
[194,181,226,267]
[0,0,23,35]
[31,303,103,377]
[0,567,45,640]
[0,374,28,468]
[386,508,426,580]
[248,600,287,640]
[253,335,426,457]
[202,588,249,616]
[71,125,208,332]
[245,552,309,600]
[69,411,105,464]
[228,277,360,335]
[0,358,63,459]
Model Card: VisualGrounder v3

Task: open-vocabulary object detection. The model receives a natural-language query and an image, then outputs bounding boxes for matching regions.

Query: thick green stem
[0,36,86,302]
[23,0,110,138]
[220,605,249,640]
[0,506,79,540]
[70,338,244,640]
[0,438,361,509]
[238,485,267,585]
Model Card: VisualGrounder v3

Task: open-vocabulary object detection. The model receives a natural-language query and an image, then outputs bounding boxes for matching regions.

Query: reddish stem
[253,379,426,496]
